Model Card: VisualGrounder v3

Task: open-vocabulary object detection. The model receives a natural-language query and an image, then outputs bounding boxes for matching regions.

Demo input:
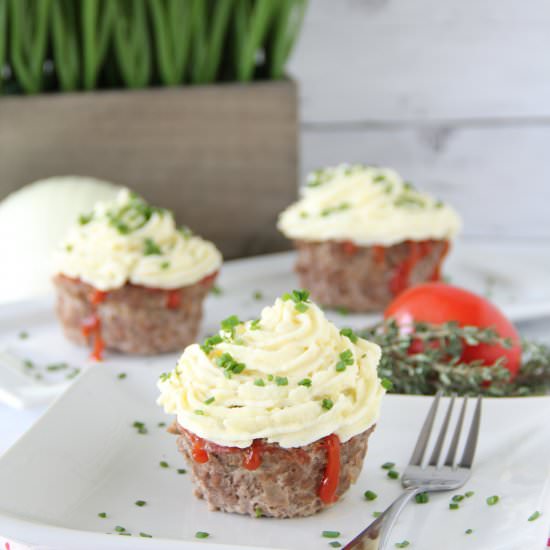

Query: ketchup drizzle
[242,440,263,470]
[166,289,181,309]
[319,434,341,504]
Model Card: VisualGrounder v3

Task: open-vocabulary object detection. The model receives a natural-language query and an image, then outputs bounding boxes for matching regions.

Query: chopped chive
[46,362,69,371]
[98,512,107,518]
[415,492,429,504]
[295,302,308,313]
[114,526,126,532]
[23,359,34,369]
[158,422,166,428]
[204,396,215,405]
[364,490,377,501]
[210,285,222,296]
[465,529,473,535]
[335,349,354,372]
[486,495,499,506]
[253,291,263,300]
[254,506,263,518]
[528,511,541,522]
[298,378,312,387]
[118,532,131,536]
[135,500,146,507]
[336,306,349,315]
[200,334,223,354]
[321,398,334,410]
[66,368,80,380]
[140,532,153,538]
[329,543,342,548]
[275,376,288,386]
[465,491,475,498]
[160,461,169,468]
[160,261,170,270]
[220,314,241,334]
[254,378,265,387]
[143,237,162,256]
[387,470,399,480]
[18,331,29,339]
[195,531,209,539]
[449,502,459,510]
[177,468,187,474]
[250,319,261,330]
[395,542,410,549]
[452,494,464,502]
[339,328,358,343]
[159,372,171,382]
[118,373,127,380]
[322,531,340,539]
[381,378,393,391]
[195,409,205,416]
[267,374,274,381]
[381,462,395,470]
[373,511,382,518]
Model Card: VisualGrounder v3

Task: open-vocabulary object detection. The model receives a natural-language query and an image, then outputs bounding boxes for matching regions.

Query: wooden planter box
[0,80,298,259]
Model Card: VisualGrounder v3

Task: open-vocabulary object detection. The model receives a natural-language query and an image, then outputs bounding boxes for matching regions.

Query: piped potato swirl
[278,163,461,246]
[54,189,222,291]
[158,292,385,448]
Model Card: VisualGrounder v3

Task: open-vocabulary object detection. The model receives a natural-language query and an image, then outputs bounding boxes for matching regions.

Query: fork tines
[409,392,482,469]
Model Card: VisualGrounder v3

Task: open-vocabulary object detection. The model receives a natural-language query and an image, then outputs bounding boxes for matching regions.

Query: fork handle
[344,486,421,550]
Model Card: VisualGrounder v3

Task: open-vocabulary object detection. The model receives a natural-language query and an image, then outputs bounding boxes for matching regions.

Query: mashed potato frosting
[278,164,461,246]
[54,189,222,291]
[157,291,385,448]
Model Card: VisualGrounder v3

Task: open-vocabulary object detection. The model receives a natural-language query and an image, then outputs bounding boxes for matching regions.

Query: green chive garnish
[335,349,354,372]
[465,529,473,535]
[18,331,28,339]
[204,396,215,405]
[210,285,222,296]
[195,531,209,539]
[295,302,308,313]
[140,532,153,538]
[528,511,541,522]
[114,526,126,532]
[135,500,146,507]
[200,334,223,354]
[158,422,166,427]
[381,462,395,470]
[336,306,349,315]
[298,378,312,387]
[254,378,265,387]
[322,531,340,539]
[339,328,358,343]
[159,372,171,382]
[160,261,170,270]
[118,373,127,379]
[133,421,147,434]
[195,409,205,415]
[486,495,499,506]
[253,291,263,300]
[254,506,263,518]
[98,512,107,518]
[387,470,399,480]
[452,495,464,502]
[395,542,410,548]
[449,503,459,510]
[220,314,241,334]
[364,490,377,501]
[322,398,334,410]
[465,491,475,498]
[275,376,288,386]
[373,511,382,518]
[143,237,162,256]
[381,378,393,391]
[160,461,169,468]
[250,319,261,330]
[329,543,342,548]
[267,374,274,381]
[415,492,429,504]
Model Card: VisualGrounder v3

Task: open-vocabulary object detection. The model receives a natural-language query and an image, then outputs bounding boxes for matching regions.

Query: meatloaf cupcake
[278,164,461,312]
[157,290,385,518]
[53,189,222,358]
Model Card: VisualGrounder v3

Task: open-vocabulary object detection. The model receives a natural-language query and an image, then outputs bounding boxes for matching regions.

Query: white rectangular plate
[0,365,549,549]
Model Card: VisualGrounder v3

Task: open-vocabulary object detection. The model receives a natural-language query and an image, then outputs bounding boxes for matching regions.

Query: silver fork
[344,392,482,550]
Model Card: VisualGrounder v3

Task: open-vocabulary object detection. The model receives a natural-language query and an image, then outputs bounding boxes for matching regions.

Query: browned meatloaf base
[171,422,375,518]
[294,239,449,312]
[53,274,215,355]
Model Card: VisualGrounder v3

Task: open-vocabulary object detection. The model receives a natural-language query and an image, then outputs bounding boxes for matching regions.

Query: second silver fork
[344,392,482,550]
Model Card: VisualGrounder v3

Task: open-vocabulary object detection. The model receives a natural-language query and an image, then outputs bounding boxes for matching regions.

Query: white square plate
[0,365,548,549]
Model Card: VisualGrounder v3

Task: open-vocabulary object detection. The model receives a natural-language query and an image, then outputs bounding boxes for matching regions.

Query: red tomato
[384,282,522,378]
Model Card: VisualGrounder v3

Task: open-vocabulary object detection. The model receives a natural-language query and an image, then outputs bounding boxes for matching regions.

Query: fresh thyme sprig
[360,320,550,397]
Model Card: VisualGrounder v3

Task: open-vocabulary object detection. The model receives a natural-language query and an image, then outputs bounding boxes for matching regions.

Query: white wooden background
[288,0,550,241]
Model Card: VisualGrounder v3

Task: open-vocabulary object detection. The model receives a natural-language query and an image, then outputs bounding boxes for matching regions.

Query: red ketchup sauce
[82,288,108,361]
[342,240,359,256]
[242,440,263,471]
[372,245,386,264]
[319,434,341,504]
[187,431,209,464]
[389,239,450,296]
[165,289,181,309]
